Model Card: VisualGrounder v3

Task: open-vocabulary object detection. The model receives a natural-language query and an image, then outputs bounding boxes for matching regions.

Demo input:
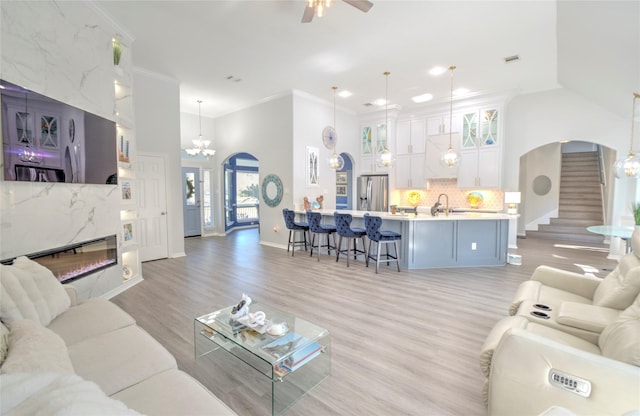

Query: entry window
[185,171,196,205]
[203,170,213,227]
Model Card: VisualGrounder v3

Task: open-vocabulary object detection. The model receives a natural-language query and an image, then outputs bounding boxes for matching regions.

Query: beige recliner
[480,294,640,415]
[509,228,640,318]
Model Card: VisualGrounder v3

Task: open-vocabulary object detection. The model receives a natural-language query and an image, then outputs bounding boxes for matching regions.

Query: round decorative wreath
[261,174,283,207]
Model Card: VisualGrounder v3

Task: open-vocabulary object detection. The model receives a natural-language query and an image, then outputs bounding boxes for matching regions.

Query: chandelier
[376,71,394,168]
[308,0,332,18]
[328,86,345,170]
[441,65,460,168]
[613,92,640,178]
[185,100,216,159]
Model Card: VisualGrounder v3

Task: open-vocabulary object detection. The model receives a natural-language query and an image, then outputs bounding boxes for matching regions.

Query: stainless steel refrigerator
[357,174,389,212]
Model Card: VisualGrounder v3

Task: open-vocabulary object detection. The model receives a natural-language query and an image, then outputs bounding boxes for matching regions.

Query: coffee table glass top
[196,302,329,365]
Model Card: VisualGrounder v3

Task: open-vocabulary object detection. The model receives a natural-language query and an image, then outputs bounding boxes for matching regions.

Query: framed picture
[123,222,134,242]
[306,146,319,187]
[121,180,133,201]
[336,185,347,196]
[336,172,347,184]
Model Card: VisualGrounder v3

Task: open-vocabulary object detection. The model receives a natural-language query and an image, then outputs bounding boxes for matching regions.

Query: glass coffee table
[194,302,331,415]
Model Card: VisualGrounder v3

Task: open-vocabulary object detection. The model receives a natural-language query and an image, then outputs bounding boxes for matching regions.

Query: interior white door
[182,167,202,237]
[136,155,169,261]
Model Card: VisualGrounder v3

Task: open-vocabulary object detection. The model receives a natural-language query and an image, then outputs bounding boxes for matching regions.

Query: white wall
[133,69,185,257]
[521,143,562,231]
[214,94,294,248]
[0,1,123,298]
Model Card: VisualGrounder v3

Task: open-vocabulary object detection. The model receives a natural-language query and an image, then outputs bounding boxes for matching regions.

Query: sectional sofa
[0,256,236,415]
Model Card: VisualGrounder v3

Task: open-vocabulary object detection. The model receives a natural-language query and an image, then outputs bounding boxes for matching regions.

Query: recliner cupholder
[533,304,552,311]
[530,311,550,319]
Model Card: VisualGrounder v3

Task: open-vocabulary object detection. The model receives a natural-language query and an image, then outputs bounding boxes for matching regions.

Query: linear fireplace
[1,235,118,284]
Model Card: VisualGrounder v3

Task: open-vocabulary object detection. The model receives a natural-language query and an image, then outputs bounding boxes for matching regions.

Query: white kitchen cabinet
[425,134,459,179]
[396,119,426,155]
[427,113,460,136]
[457,107,501,189]
[395,154,426,189]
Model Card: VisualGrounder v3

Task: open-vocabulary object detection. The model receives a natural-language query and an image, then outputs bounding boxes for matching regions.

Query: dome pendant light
[441,65,460,168]
[613,92,640,179]
[328,86,345,170]
[377,71,394,168]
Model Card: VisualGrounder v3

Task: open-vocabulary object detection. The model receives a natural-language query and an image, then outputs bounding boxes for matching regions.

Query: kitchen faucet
[437,193,449,216]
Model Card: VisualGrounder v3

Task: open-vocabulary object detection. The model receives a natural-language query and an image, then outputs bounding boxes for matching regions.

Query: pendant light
[328,86,345,170]
[441,65,460,168]
[18,90,42,164]
[377,71,394,168]
[185,100,216,159]
[613,92,640,178]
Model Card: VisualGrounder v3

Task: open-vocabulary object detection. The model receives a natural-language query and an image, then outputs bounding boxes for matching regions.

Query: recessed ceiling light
[338,90,352,98]
[373,98,387,106]
[412,93,433,103]
[453,88,470,96]
[429,66,447,76]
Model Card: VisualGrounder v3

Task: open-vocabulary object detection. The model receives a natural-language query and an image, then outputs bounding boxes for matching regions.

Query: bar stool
[364,213,401,273]
[306,211,337,261]
[334,211,367,267]
[282,208,309,256]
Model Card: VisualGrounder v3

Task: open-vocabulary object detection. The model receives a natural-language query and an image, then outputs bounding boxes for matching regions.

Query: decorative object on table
[261,174,283,207]
[407,191,421,206]
[303,196,311,211]
[266,322,289,336]
[316,195,324,209]
[376,72,394,168]
[230,294,252,319]
[306,146,319,186]
[504,191,521,214]
[467,192,484,209]
[613,92,640,179]
[122,265,132,280]
[441,65,460,168]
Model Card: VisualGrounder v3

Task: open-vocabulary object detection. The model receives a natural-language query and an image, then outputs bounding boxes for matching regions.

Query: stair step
[527,230,605,243]
[549,217,601,226]
[538,224,595,234]
[559,204,602,212]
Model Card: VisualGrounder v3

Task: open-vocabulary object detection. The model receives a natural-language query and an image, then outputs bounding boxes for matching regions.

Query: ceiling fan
[302,0,374,23]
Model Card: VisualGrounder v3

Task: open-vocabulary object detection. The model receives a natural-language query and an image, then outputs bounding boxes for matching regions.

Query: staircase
[528,151,605,243]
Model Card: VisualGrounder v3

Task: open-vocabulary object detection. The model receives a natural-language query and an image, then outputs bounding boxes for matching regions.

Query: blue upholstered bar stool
[282,208,309,256]
[334,211,367,267]
[364,213,401,273]
[306,211,337,261]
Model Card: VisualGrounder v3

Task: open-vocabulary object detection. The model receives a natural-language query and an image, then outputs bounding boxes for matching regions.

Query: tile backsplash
[391,179,504,211]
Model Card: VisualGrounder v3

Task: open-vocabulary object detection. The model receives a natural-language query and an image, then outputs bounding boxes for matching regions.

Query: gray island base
[296,210,509,269]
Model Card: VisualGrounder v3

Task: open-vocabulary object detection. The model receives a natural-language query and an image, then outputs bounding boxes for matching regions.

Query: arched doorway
[335,152,354,210]
[223,152,260,232]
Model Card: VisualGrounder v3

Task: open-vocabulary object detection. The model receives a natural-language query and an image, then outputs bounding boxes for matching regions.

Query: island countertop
[295,209,509,269]
[295,209,511,221]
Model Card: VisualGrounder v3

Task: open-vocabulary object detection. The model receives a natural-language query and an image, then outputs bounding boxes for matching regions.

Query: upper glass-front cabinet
[462,108,498,148]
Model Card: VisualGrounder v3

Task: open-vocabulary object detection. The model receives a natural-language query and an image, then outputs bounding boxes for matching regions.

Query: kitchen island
[296,209,510,269]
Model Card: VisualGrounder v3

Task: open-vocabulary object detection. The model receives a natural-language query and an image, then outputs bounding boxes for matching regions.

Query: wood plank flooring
[111,230,617,416]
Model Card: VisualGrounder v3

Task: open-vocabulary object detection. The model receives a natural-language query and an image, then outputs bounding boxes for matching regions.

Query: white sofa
[0,256,236,415]
[480,294,640,415]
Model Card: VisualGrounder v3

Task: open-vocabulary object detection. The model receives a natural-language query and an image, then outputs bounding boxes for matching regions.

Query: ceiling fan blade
[301,5,315,23]
[342,0,373,13]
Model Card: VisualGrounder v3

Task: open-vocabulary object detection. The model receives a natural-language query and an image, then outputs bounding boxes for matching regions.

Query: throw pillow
[1,319,74,374]
[0,256,70,326]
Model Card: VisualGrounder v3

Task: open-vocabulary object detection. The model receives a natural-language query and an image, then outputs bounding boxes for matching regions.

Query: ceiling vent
[504,55,520,63]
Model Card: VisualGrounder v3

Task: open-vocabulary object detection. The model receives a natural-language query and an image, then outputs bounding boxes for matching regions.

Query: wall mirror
[532,175,552,196]
[262,174,283,207]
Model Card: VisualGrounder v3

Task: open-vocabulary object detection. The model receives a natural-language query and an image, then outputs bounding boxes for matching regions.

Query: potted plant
[633,202,640,226]
[112,38,122,66]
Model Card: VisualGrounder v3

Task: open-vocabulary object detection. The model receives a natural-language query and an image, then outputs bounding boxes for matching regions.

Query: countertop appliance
[357,174,389,212]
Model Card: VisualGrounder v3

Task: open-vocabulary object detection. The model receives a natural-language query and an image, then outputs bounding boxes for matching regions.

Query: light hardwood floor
[112,230,617,416]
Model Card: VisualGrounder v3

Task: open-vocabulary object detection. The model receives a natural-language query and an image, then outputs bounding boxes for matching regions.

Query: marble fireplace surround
[1,234,118,285]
